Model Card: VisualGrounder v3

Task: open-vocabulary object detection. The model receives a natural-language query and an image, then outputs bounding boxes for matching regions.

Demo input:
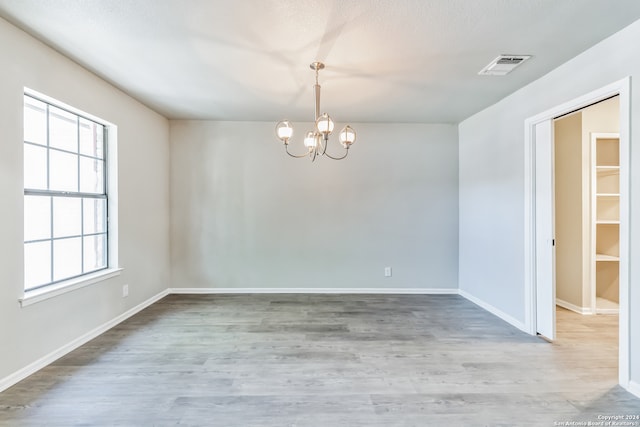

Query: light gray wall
[170,121,458,291]
[0,18,170,381]
[459,19,640,384]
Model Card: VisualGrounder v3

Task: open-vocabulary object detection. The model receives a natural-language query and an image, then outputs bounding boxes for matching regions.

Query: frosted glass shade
[339,125,356,147]
[275,121,293,143]
[304,131,318,148]
[315,113,334,135]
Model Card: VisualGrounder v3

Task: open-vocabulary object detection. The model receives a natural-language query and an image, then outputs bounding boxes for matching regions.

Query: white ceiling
[1,0,640,123]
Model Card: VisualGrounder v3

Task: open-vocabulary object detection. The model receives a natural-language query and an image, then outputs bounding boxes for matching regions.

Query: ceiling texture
[1,0,640,123]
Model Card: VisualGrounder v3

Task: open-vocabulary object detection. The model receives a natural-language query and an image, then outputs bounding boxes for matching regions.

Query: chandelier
[275,62,356,161]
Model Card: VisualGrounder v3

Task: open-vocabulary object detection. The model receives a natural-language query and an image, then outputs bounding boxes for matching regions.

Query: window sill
[19,268,123,308]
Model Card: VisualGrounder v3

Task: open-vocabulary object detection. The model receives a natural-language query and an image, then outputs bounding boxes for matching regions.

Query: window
[23,94,108,291]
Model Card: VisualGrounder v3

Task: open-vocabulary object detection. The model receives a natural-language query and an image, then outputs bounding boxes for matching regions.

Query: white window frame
[21,88,120,307]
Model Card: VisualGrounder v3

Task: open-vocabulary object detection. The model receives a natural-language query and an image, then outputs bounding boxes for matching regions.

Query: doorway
[524,77,630,389]
[554,97,620,315]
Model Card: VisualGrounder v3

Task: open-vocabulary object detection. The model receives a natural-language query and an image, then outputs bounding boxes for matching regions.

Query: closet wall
[554,113,584,309]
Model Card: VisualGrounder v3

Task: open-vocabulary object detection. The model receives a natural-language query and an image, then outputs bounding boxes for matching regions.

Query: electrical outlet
[122,284,129,298]
[384,267,392,277]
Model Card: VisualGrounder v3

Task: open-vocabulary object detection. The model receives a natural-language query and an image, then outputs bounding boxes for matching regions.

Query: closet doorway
[554,96,620,316]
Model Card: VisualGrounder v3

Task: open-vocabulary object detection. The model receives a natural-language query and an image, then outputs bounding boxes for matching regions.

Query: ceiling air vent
[478,55,532,76]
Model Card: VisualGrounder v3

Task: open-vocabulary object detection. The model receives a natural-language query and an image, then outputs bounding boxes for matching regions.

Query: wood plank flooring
[1,294,638,426]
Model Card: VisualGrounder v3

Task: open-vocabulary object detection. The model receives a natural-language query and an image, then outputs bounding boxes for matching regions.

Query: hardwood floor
[1,294,638,426]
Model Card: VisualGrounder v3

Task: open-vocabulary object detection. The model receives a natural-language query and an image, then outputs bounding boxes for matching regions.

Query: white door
[534,119,556,341]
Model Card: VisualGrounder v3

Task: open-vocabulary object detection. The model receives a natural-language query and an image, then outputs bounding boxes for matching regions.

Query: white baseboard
[0,289,169,393]
[168,287,458,295]
[628,380,640,399]
[595,308,620,315]
[458,289,528,333]
[555,298,593,315]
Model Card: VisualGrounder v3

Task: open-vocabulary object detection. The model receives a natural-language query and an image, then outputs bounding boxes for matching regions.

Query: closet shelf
[595,253,619,261]
[595,297,619,313]
[596,220,620,224]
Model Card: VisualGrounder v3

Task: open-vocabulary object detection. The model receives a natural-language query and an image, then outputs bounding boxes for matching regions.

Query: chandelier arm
[320,136,329,155]
[324,147,349,160]
[318,137,326,155]
[285,144,310,159]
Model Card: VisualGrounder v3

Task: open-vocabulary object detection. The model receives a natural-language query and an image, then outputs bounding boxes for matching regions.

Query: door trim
[523,77,630,389]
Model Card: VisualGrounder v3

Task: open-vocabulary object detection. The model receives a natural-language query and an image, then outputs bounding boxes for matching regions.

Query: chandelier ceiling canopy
[275,62,356,161]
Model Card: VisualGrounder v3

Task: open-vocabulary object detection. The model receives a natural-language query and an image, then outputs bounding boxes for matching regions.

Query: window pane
[25,241,51,289]
[53,197,81,238]
[49,106,77,152]
[24,196,51,241]
[79,157,104,193]
[49,150,78,192]
[24,97,47,146]
[95,125,104,159]
[24,144,48,190]
[53,237,82,281]
[84,234,106,272]
[79,119,104,159]
[83,198,107,234]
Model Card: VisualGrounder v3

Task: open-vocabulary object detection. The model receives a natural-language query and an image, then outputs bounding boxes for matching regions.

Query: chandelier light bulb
[304,131,318,149]
[275,120,293,144]
[316,113,334,135]
[339,125,356,148]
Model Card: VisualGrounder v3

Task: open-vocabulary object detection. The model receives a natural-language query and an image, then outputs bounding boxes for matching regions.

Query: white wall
[170,121,458,291]
[0,18,170,382]
[459,19,640,385]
